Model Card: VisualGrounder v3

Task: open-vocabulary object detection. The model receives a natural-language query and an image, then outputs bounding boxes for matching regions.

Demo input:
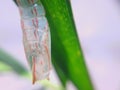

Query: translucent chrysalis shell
[16,0,51,84]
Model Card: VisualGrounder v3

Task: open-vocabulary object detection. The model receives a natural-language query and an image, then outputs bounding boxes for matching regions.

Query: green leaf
[40,0,94,89]
[0,49,28,75]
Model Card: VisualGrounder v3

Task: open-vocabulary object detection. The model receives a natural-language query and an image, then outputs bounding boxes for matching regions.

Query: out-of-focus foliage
[0,49,28,75]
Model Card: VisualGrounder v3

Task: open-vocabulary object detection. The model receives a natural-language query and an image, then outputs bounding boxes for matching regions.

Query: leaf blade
[40,0,94,89]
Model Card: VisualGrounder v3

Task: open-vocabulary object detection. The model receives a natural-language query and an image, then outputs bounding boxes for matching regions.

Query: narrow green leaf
[40,0,94,89]
[0,49,28,75]
[52,58,67,87]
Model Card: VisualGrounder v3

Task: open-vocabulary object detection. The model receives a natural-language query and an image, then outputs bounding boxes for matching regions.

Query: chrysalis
[16,0,51,84]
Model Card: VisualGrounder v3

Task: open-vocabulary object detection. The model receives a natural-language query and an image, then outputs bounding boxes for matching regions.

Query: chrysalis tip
[32,58,36,84]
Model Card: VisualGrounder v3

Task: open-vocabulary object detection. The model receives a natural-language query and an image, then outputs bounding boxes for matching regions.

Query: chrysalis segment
[16,0,51,84]
[17,0,38,7]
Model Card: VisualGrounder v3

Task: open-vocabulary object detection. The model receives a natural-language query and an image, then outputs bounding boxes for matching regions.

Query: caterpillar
[16,0,51,84]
